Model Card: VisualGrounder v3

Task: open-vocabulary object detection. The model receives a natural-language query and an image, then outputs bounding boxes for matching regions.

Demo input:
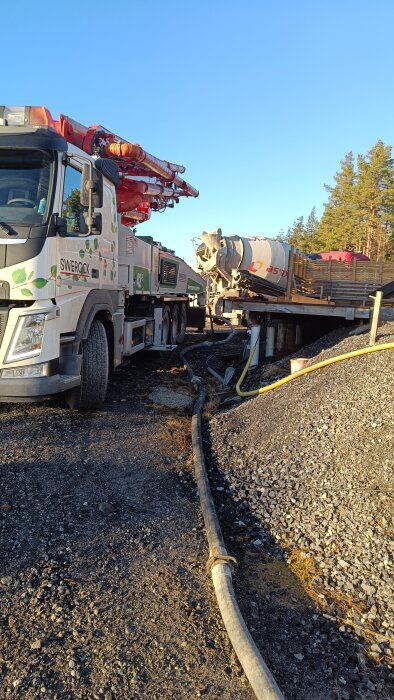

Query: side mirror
[81,163,103,209]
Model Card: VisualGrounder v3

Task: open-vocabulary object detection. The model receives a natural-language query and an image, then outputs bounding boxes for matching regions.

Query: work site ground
[0,337,253,700]
[0,322,393,700]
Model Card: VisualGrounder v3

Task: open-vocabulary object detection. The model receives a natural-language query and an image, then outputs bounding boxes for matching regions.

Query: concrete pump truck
[0,106,205,408]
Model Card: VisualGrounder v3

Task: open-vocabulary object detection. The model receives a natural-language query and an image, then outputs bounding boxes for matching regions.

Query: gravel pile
[207,321,394,699]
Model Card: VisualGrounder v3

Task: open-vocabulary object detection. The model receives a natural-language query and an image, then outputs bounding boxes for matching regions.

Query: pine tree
[284,142,394,260]
[355,141,394,258]
[285,211,320,252]
[275,229,287,243]
[315,152,358,251]
[286,216,305,249]
[303,207,319,252]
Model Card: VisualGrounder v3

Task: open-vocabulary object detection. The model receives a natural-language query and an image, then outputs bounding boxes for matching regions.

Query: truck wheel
[176,303,187,344]
[161,305,171,344]
[170,304,179,344]
[65,319,109,410]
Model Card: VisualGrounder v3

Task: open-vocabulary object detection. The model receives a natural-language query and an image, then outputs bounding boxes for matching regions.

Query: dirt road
[0,350,254,700]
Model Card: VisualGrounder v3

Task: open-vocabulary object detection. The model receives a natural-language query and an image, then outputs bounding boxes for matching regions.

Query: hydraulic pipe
[55,114,198,203]
[121,178,175,198]
[104,142,199,197]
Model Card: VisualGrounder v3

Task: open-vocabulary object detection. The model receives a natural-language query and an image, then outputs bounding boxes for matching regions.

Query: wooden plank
[369,291,383,345]
[289,293,334,305]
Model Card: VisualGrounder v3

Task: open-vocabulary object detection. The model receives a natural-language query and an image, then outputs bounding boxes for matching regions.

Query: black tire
[170,304,179,344]
[65,319,109,410]
[176,302,187,344]
[161,305,171,344]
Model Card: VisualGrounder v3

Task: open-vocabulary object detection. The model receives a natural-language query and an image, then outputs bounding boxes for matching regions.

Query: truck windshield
[0,149,54,226]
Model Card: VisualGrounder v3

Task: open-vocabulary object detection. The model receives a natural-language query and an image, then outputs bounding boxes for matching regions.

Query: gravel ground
[0,347,254,700]
[205,320,394,699]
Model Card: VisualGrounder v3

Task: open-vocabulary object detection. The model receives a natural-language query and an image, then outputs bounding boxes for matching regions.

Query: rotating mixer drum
[196,229,292,296]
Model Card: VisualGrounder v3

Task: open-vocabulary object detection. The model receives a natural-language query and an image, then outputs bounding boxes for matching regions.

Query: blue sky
[2,0,394,261]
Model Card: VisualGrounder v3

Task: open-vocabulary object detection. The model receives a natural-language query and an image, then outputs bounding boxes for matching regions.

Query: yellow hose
[236,342,394,398]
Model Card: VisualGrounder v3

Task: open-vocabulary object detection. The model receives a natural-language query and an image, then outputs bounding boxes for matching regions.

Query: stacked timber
[291,255,394,304]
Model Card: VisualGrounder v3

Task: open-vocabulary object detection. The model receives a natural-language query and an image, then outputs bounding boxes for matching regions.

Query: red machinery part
[54,114,88,150]
[0,106,198,225]
[116,182,147,213]
[121,201,151,225]
[104,142,198,197]
[53,111,198,223]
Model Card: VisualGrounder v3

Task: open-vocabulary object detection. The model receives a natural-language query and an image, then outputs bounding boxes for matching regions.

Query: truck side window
[62,165,87,233]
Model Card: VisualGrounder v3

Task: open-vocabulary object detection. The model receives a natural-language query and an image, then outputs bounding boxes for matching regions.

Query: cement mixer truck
[195,228,293,300]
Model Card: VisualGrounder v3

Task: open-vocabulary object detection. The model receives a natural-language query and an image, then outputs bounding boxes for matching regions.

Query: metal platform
[223,298,371,320]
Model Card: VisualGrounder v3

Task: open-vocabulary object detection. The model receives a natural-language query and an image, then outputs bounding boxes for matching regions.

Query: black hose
[180,323,284,700]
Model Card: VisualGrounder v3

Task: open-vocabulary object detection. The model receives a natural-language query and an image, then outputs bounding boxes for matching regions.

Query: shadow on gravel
[202,427,393,700]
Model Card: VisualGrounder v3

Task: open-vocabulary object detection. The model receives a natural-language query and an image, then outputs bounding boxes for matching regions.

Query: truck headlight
[5,313,47,363]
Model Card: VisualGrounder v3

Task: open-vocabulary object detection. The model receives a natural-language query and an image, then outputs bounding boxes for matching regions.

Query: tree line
[281,141,394,260]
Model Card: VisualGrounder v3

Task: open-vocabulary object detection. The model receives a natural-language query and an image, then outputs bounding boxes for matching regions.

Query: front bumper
[0,373,81,402]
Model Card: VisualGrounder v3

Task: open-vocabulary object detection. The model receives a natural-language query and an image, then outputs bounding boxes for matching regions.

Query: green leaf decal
[85,240,90,250]
[89,248,93,255]
[21,287,33,296]
[12,268,27,284]
[94,238,99,250]
[28,271,34,280]
[79,249,85,258]
[51,265,57,277]
[31,278,48,288]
